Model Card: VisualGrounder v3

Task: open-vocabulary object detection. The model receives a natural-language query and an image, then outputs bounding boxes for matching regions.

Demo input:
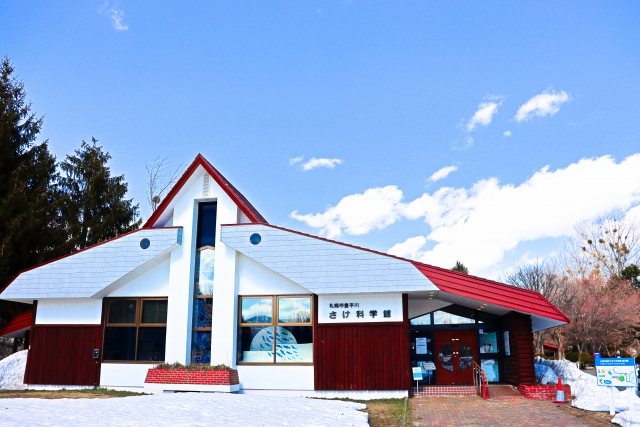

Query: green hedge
[564,352,594,365]
[154,362,233,371]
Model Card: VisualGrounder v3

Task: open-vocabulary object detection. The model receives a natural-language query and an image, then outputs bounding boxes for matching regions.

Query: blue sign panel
[412,367,423,381]
[594,358,637,387]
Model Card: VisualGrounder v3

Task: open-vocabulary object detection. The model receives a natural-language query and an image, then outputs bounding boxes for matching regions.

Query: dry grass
[556,405,615,426]
[359,398,408,427]
[0,388,145,399]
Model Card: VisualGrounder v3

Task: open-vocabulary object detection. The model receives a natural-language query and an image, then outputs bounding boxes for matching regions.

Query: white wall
[209,182,241,367]
[100,364,153,388]
[109,258,170,297]
[237,253,311,295]
[163,167,242,366]
[236,366,314,390]
[164,170,203,364]
[36,299,102,324]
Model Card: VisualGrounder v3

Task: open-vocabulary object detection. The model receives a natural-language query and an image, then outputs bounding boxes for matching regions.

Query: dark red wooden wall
[24,324,103,386]
[314,294,411,391]
[500,311,535,385]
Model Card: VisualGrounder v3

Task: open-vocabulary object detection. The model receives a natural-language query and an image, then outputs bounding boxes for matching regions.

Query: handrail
[472,361,489,400]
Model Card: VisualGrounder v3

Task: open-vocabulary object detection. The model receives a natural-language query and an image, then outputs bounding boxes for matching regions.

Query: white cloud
[301,157,343,171]
[465,96,504,132]
[99,2,129,31]
[515,89,570,122]
[503,131,512,137]
[289,156,304,165]
[291,185,404,238]
[453,136,474,151]
[291,154,640,273]
[388,236,427,259]
[428,166,458,182]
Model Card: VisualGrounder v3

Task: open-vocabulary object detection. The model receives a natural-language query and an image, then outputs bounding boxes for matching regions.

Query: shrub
[579,353,594,365]
[564,352,578,362]
[154,362,232,371]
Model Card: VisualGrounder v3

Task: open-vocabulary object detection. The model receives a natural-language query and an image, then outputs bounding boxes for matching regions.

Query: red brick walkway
[412,397,594,426]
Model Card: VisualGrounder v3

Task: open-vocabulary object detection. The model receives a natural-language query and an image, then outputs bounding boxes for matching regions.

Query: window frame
[190,244,215,364]
[237,295,314,365]
[102,297,168,364]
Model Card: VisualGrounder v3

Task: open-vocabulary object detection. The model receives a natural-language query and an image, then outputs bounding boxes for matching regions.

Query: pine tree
[0,57,64,327]
[451,261,469,274]
[60,138,141,250]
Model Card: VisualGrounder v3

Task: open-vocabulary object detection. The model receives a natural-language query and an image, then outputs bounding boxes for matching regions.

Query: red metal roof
[222,222,569,324]
[0,310,32,336]
[144,154,267,228]
[411,262,570,323]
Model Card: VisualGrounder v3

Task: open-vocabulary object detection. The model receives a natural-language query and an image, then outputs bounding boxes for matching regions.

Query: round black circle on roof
[140,238,151,249]
[250,233,261,245]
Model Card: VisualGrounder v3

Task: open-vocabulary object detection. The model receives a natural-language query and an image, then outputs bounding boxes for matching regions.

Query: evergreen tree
[451,261,469,274]
[0,57,64,326]
[60,138,141,250]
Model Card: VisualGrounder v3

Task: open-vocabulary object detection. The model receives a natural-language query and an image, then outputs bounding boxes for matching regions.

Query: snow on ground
[534,363,558,385]
[613,410,640,427]
[535,356,640,418]
[0,392,368,427]
[0,350,27,390]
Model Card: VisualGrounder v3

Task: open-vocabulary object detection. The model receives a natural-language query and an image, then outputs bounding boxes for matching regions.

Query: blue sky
[3,1,640,278]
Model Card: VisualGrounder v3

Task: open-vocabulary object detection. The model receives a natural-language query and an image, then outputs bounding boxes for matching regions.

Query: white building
[0,154,568,398]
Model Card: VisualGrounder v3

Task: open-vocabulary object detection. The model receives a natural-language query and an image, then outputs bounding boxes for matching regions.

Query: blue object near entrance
[594,357,637,387]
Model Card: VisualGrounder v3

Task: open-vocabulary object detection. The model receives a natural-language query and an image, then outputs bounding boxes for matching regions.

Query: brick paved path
[412,397,595,426]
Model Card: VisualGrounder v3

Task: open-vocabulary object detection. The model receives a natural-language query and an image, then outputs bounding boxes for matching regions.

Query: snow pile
[535,363,558,385]
[534,356,640,414]
[534,356,591,388]
[1,392,369,426]
[0,350,27,390]
[572,381,640,412]
[613,411,640,427]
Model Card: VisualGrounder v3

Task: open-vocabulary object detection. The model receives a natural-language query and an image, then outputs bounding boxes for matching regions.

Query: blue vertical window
[191,202,216,364]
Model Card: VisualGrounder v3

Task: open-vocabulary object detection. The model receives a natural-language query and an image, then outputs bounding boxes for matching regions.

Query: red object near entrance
[434,330,478,385]
[24,325,103,386]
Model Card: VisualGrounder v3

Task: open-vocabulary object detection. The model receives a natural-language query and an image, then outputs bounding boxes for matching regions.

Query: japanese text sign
[412,367,423,381]
[595,358,637,388]
[318,293,403,323]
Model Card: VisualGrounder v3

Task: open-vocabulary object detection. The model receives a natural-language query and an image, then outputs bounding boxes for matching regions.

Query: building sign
[416,337,428,355]
[420,362,436,371]
[318,293,403,324]
[504,331,510,356]
[595,358,638,388]
[412,367,423,381]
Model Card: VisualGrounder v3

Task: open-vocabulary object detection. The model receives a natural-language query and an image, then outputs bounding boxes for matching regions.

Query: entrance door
[433,330,478,385]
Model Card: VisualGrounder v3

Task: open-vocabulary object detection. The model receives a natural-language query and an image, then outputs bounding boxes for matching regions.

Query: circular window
[438,342,454,372]
[249,233,261,245]
[140,238,151,249]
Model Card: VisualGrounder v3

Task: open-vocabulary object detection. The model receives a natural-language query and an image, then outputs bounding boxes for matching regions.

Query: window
[237,296,313,364]
[190,202,216,364]
[103,298,168,362]
[410,313,432,325]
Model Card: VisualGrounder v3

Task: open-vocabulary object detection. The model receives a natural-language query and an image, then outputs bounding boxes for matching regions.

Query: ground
[358,398,408,427]
[411,397,612,427]
[0,388,143,399]
[0,391,369,427]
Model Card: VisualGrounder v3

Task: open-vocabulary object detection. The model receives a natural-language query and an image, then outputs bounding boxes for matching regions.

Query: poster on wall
[479,332,498,354]
[481,359,499,382]
[416,337,429,354]
[503,331,510,356]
